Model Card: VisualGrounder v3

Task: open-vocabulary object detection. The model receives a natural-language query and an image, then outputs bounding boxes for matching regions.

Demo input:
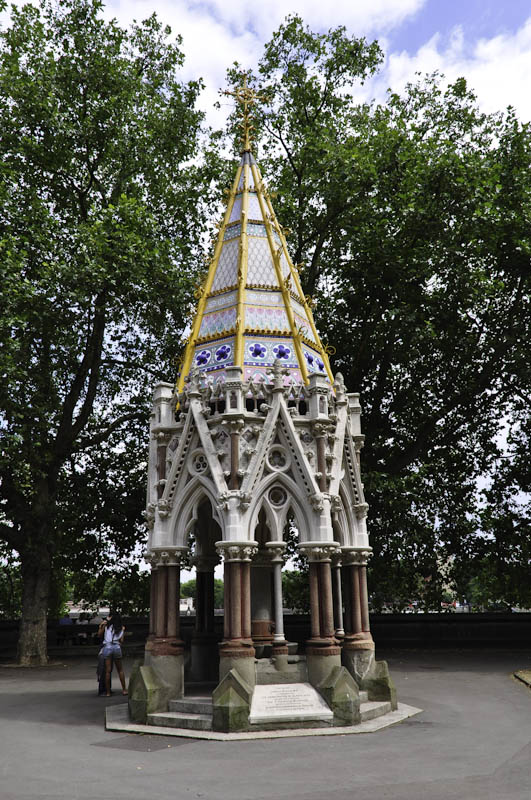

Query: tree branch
[73,411,146,451]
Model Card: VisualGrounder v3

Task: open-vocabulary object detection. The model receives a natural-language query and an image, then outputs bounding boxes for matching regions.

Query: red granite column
[319,561,335,640]
[151,553,185,657]
[230,561,242,640]
[218,543,257,684]
[341,550,374,653]
[223,560,231,640]
[309,562,321,640]
[352,565,363,636]
[149,567,157,637]
[359,564,371,635]
[154,565,167,638]
[303,545,341,654]
[166,564,179,639]
[241,560,252,641]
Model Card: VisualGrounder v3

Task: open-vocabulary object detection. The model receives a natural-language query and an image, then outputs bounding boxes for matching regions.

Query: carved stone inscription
[249,683,333,724]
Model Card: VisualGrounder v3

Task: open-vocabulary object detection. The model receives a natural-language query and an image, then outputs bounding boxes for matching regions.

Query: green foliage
[222,18,531,609]
[0,548,21,618]
[282,570,310,614]
[181,578,224,608]
[0,0,212,660]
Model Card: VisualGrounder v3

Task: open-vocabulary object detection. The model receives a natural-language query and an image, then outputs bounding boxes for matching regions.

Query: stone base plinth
[342,644,375,686]
[212,668,253,732]
[128,649,184,724]
[306,647,341,689]
[145,651,184,699]
[219,643,256,689]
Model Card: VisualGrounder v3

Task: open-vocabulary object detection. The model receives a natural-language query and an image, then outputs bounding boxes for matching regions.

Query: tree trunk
[17,547,52,665]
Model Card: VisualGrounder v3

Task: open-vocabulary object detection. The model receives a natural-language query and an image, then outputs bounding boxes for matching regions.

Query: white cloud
[105,0,425,124]
[379,19,531,120]
[191,0,425,37]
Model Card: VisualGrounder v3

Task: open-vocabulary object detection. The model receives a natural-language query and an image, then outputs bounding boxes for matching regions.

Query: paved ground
[1,648,530,800]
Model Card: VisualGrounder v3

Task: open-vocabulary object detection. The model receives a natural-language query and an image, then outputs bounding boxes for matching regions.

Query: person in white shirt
[100,611,127,696]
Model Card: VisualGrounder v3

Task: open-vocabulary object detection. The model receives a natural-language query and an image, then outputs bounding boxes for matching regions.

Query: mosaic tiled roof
[177,148,333,390]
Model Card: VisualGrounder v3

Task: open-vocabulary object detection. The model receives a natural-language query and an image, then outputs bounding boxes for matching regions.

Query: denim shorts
[103,643,122,659]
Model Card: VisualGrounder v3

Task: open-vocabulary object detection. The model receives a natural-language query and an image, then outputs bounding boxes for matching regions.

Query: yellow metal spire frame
[176,75,333,394]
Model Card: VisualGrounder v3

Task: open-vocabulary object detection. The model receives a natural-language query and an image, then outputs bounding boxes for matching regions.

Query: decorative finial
[223,72,265,152]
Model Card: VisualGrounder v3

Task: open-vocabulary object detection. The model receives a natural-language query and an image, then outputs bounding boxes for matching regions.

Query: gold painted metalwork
[176,161,244,393]
[251,161,309,384]
[223,72,265,152]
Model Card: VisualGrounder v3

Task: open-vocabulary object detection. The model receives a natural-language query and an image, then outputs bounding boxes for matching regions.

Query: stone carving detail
[341,548,373,566]
[264,541,286,562]
[298,543,341,562]
[216,542,259,562]
[308,493,324,512]
[157,499,171,518]
[148,548,187,567]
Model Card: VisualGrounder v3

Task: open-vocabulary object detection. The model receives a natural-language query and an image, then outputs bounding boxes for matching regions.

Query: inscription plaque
[249,682,333,724]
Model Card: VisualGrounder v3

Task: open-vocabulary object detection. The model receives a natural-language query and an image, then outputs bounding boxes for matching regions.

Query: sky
[103,0,531,127]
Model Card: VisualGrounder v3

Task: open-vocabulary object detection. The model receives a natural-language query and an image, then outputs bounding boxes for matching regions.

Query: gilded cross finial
[223,72,265,152]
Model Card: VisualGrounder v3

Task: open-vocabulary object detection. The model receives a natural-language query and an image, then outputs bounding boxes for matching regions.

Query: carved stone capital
[264,541,287,562]
[148,547,188,567]
[223,419,245,434]
[341,547,372,566]
[215,541,259,562]
[298,542,340,562]
[311,422,329,438]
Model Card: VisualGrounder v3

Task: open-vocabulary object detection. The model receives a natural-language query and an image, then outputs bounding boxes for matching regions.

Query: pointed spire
[176,76,334,393]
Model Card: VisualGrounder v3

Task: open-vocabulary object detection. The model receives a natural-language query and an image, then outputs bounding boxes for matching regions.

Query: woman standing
[102,611,127,696]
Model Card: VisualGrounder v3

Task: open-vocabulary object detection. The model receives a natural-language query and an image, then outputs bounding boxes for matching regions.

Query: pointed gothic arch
[248,471,312,543]
[170,476,223,548]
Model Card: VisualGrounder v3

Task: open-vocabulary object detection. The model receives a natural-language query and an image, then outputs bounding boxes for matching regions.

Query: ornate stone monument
[128,77,396,733]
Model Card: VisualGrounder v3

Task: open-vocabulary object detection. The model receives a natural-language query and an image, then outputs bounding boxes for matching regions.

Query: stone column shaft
[223,562,230,640]
[149,568,157,636]
[359,565,370,632]
[319,561,335,640]
[272,561,285,642]
[309,562,320,639]
[229,561,242,640]
[241,561,251,640]
[333,563,344,636]
[351,564,363,635]
[154,565,168,638]
[166,564,179,639]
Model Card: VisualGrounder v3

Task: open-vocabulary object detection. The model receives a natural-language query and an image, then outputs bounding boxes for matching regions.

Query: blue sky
[390,0,531,52]
[102,0,531,125]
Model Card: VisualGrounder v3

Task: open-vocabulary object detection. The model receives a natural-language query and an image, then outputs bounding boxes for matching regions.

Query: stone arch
[194,497,222,558]
[337,482,358,547]
[248,471,312,544]
[170,476,223,548]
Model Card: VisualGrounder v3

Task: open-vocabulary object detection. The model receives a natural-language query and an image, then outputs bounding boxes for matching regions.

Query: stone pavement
[1,648,530,800]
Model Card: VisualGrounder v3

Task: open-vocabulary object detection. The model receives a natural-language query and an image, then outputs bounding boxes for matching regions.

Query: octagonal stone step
[359,700,391,722]
[169,698,213,715]
[147,711,212,731]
